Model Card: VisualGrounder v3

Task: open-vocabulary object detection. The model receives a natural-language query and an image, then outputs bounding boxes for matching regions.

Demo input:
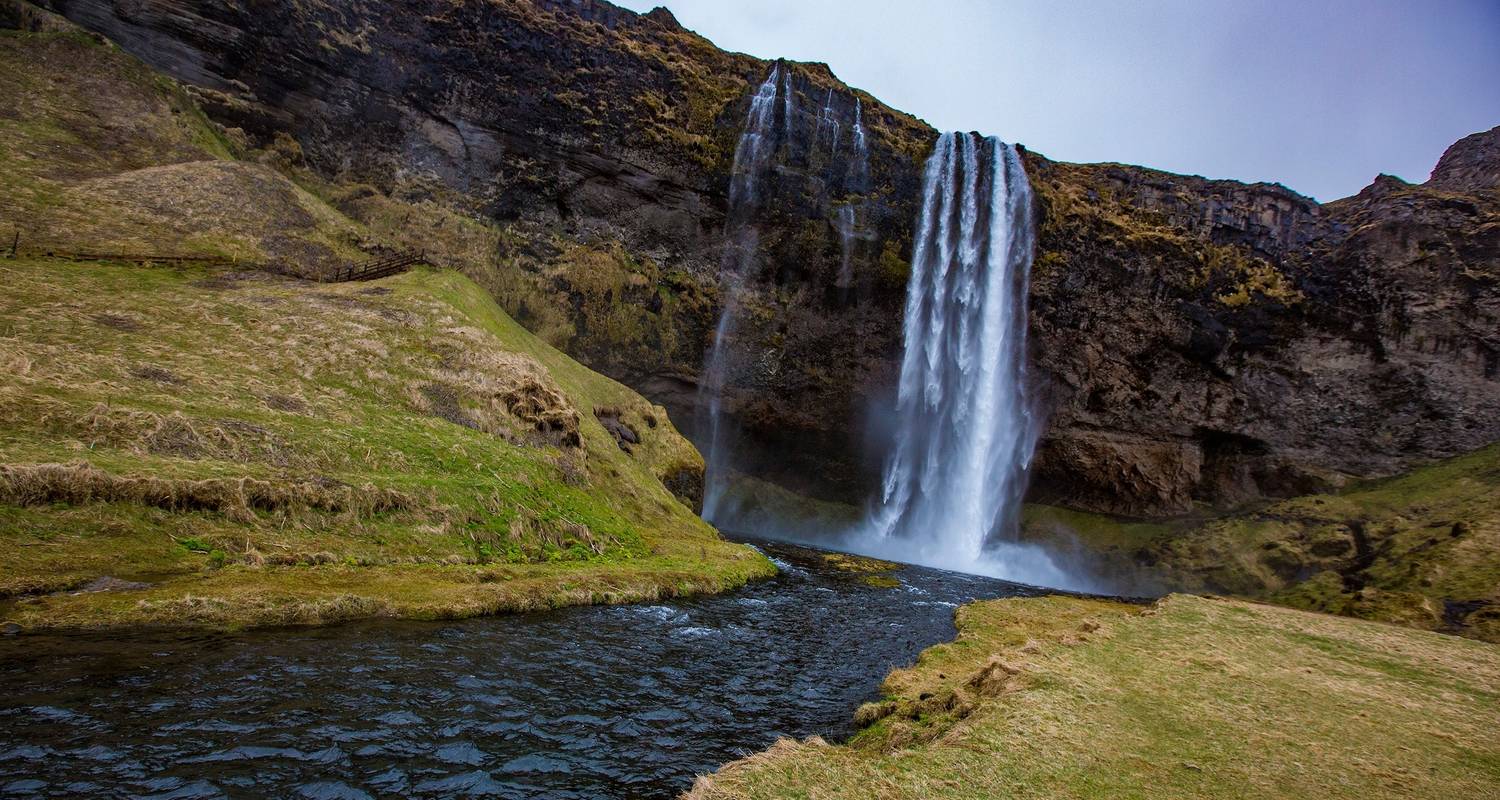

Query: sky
[615,0,1500,201]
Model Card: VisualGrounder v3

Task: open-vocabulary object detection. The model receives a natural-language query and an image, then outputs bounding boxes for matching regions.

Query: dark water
[0,540,1043,799]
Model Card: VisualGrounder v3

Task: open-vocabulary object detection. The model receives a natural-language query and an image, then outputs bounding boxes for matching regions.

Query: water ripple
[0,539,1039,798]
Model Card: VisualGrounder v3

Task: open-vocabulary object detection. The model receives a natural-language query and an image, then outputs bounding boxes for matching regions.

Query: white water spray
[850,132,1075,588]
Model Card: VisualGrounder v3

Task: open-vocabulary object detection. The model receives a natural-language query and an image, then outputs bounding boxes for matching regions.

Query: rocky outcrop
[1025,151,1499,514]
[32,0,1500,517]
[1428,125,1500,193]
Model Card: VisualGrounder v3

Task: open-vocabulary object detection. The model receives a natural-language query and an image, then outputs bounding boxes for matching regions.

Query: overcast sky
[615,0,1500,201]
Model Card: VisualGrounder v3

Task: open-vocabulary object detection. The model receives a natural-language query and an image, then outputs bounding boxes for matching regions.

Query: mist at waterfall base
[699,121,1098,593]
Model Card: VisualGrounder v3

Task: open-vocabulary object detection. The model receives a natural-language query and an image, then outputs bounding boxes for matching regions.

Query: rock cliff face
[34,0,1500,518]
[1027,150,1500,514]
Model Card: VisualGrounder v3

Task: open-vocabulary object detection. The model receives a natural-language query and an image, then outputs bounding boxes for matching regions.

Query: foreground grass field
[0,258,772,631]
[689,594,1500,799]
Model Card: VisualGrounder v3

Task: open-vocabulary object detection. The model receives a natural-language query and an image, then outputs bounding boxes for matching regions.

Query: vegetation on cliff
[0,24,365,267]
[2,5,1496,798]
[1023,443,1500,642]
[690,593,1500,799]
[713,438,1500,644]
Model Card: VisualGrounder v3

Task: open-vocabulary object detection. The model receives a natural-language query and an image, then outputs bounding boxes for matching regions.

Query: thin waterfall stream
[697,65,782,521]
[837,99,870,294]
[850,98,869,189]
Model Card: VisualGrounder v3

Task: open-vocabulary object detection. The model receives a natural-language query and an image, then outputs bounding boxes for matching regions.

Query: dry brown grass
[0,257,763,631]
[437,346,583,448]
[690,594,1500,800]
[1,27,372,270]
[30,160,366,266]
[3,398,306,468]
[0,20,766,633]
[0,462,415,520]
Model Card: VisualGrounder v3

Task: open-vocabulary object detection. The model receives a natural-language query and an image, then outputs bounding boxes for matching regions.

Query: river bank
[688,592,1500,799]
[0,540,1041,798]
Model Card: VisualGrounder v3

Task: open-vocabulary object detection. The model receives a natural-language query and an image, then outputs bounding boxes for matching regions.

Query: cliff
[26,0,1500,519]
[1027,150,1499,514]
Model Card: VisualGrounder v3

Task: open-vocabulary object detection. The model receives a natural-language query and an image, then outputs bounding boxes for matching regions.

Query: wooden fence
[10,249,241,266]
[324,250,427,282]
[6,240,426,283]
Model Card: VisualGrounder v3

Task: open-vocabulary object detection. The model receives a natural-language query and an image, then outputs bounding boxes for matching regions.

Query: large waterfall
[855,132,1071,585]
[698,66,782,520]
[700,81,1072,586]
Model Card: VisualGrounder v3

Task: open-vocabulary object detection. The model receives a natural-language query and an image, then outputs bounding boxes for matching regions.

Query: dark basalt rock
[36,0,1500,517]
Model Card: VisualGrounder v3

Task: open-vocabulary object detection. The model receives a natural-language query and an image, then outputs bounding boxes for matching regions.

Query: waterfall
[849,99,869,190]
[856,132,1066,583]
[836,98,870,294]
[698,66,783,521]
[726,67,781,220]
[817,88,840,149]
[852,100,866,152]
[835,204,858,289]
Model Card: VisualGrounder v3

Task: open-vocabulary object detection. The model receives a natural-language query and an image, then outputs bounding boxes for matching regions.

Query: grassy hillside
[0,14,772,632]
[690,593,1500,799]
[0,21,372,268]
[1023,444,1500,642]
[0,258,771,630]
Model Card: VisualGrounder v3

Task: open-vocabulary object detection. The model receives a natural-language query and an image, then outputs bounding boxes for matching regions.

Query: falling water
[834,204,858,289]
[817,88,840,149]
[852,100,866,151]
[853,132,1072,586]
[698,66,783,520]
[849,99,869,190]
[834,97,870,294]
[726,67,781,216]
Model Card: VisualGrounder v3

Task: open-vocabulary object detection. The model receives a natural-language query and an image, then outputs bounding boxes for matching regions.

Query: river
[0,539,1046,799]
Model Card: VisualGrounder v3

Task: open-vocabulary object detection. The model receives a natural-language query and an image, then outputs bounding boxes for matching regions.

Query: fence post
[8,229,17,258]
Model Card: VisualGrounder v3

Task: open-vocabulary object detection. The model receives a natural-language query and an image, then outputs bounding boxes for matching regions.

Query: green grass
[712,472,863,534]
[0,258,771,631]
[1020,445,1500,641]
[690,594,1500,800]
[0,20,772,632]
[1022,503,1180,551]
